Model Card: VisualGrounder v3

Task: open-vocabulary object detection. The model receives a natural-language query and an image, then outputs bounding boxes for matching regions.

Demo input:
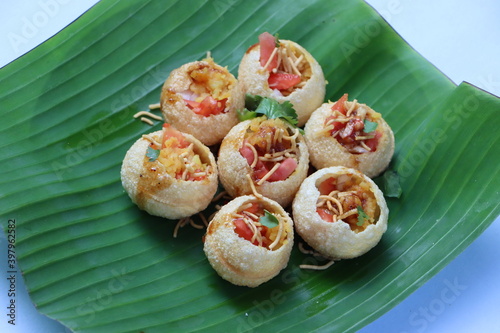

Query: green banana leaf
[1,0,499,332]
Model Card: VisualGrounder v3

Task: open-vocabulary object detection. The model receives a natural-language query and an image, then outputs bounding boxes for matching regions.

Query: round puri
[292,166,388,259]
[121,130,218,219]
[238,40,325,127]
[218,119,309,208]
[160,60,245,146]
[304,102,395,178]
[204,195,294,287]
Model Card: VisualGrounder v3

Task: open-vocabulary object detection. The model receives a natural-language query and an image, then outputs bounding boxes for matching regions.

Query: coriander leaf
[244,94,264,110]
[382,169,402,198]
[254,97,281,117]
[363,119,378,133]
[243,94,300,130]
[254,98,299,127]
[237,108,257,121]
[259,210,279,229]
[146,146,160,162]
[274,100,299,127]
[274,33,280,47]
[356,206,369,226]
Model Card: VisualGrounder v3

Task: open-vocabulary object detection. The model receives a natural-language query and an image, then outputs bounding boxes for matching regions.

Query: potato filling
[323,94,382,154]
[316,173,380,233]
[145,124,211,181]
[258,32,312,96]
[181,57,236,116]
[239,118,299,184]
[231,201,288,250]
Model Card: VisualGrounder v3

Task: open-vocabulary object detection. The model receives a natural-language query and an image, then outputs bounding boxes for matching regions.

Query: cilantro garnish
[363,119,378,133]
[356,206,369,226]
[274,33,280,47]
[382,169,402,198]
[244,94,264,110]
[254,98,298,126]
[238,94,303,134]
[259,210,279,229]
[146,146,160,162]
[237,108,257,121]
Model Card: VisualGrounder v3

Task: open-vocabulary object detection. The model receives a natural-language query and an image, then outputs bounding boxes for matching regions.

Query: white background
[1,0,499,332]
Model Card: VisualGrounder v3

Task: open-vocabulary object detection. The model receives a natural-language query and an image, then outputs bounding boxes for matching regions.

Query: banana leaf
[0,0,498,332]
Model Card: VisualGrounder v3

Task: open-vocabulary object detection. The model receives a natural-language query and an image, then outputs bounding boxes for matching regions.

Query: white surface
[0,1,499,332]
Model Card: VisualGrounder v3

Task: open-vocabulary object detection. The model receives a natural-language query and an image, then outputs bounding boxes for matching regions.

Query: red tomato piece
[184,96,226,117]
[252,160,270,181]
[266,157,297,181]
[317,208,334,222]
[239,140,255,166]
[234,218,255,242]
[364,131,381,152]
[244,202,262,216]
[325,115,347,133]
[331,93,349,115]
[184,100,200,110]
[318,177,337,195]
[199,96,226,116]
[268,73,301,91]
[197,96,219,116]
[259,32,278,71]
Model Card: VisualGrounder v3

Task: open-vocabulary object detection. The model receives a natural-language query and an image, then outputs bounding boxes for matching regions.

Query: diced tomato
[332,120,346,132]
[184,100,200,109]
[162,123,190,149]
[251,158,297,182]
[325,94,350,133]
[234,218,255,243]
[234,203,268,245]
[244,202,262,216]
[267,157,297,181]
[325,115,347,133]
[252,160,270,181]
[318,177,337,195]
[243,149,297,182]
[198,96,226,116]
[331,93,349,115]
[239,140,255,166]
[317,208,334,222]
[259,32,278,71]
[364,131,381,152]
[196,96,217,116]
[184,96,227,117]
[218,98,227,111]
[268,73,301,91]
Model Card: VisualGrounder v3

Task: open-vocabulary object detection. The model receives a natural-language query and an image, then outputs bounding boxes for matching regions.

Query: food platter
[0,0,499,332]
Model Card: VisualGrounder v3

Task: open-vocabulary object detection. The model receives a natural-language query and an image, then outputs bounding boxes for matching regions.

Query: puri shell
[238,39,325,127]
[160,58,245,146]
[304,101,395,178]
[203,195,294,287]
[218,118,309,207]
[120,130,218,219]
[292,166,388,259]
